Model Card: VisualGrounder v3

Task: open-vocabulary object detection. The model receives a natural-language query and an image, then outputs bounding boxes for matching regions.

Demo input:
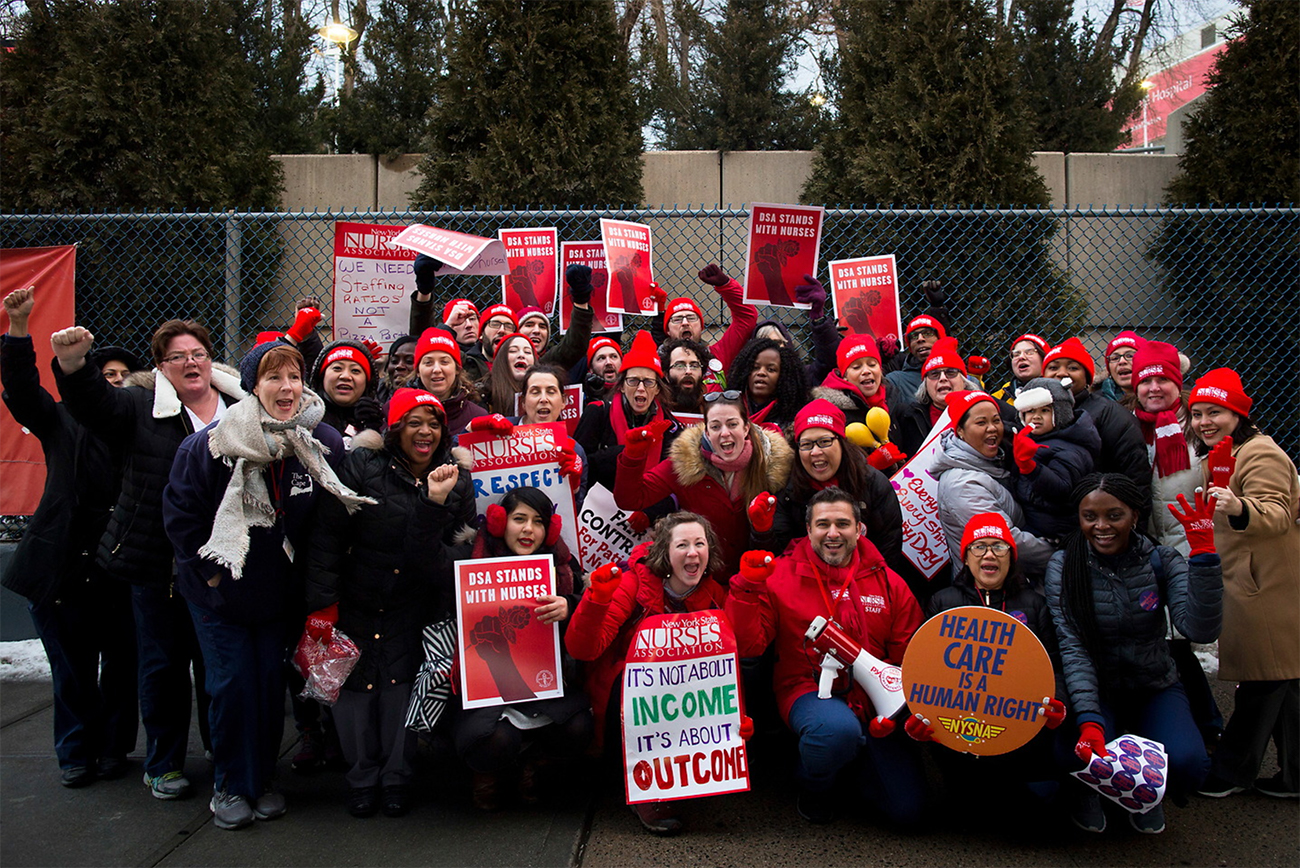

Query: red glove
[867,715,897,738]
[738,551,775,582]
[623,419,672,462]
[739,715,754,741]
[587,564,622,605]
[305,603,338,644]
[286,307,322,343]
[1040,697,1067,730]
[903,713,934,742]
[627,511,651,534]
[359,338,384,362]
[468,414,515,437]
[1208,436,1236,488]
[1168,489,1218,556]
[1075,722,1108,762]
[557,438,583,481]
[747,492,777,533]
[967,355,991,377]
[1013,426,1041,474]
[867,443,906,471]
[698,264,730,287]
[648,282,667,312]
[877,335,900,360]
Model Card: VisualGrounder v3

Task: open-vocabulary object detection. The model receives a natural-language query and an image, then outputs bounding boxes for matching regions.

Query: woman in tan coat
[1187,369,1299,800]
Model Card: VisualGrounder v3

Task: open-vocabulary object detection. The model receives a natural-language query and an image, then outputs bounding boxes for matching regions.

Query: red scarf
[929,403,944,427]
[821,370,889,412]
[610,397,665,462]
[1134,407,1191,476]
[706,437,754,499]
[810,475,840,492]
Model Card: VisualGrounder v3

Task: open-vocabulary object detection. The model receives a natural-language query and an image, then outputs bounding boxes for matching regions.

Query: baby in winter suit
[1012,377,1103,543]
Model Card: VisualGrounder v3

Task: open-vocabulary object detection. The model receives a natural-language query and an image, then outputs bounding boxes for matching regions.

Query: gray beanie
[1015,377,1075,430]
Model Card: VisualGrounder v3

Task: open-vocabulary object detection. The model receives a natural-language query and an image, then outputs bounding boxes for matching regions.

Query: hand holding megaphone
[805,616,906,721]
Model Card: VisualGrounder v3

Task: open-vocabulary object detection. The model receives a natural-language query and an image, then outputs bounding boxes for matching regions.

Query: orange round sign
[902,606,1055,756]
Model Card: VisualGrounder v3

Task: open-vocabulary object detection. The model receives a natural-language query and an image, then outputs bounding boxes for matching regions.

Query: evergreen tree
[233,0,327,155]
[413,0,643,208]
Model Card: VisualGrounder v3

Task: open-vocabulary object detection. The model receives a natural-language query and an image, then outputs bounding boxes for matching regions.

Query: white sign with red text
[575,483,649,574]
[890,410,951,580]
[390,224,509,275]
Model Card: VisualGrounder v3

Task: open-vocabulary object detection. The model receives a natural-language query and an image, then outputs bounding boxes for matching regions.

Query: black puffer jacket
[1044,536,1222,724]
[305,446,474,692]
[1011,410,1102,542]
[53,358,246,588]
[1075,391,1152,518]
[0,337,120,605]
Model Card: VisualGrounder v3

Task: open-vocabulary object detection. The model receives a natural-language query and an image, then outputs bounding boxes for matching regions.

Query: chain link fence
[3,206,1296,538]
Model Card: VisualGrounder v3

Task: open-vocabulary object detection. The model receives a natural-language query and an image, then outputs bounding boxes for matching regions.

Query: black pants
[1210,679,1299,789]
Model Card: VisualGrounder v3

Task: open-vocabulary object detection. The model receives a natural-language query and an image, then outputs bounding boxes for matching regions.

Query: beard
[668,378,705,412]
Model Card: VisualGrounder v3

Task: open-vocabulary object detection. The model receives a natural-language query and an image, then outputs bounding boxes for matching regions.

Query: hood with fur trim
[310,339,377,397]
[124,363,246,419]
[668,422,794,495]
[811,384,860,411]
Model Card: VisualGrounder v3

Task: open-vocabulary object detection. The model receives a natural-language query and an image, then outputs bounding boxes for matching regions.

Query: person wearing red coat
[726,488,925,827]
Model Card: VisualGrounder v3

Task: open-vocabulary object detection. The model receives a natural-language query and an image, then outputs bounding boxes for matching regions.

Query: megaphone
[805,615,906,720]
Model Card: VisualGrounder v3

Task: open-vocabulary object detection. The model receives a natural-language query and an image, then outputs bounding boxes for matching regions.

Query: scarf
[199,390,375,579]
[928,402,944,427]
[705,436,754,499]
[1134,407,1191,476]
[821,370,888,412]
[611,395,665,461]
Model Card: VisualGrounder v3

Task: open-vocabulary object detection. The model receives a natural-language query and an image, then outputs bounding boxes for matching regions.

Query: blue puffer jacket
[1012,410,1102,542]
[1044,536,1222,725]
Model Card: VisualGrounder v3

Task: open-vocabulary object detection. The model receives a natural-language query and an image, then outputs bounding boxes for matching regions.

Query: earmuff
[486,503,507,538]
[546,514,562,547]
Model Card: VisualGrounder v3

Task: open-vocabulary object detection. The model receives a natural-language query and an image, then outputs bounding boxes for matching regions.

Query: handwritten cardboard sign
[560,241,622,334]
[741,203,824,309]
[600,220,656,315]
[575,483,650,573]
[454,555,563,709]
[902,607,1055,755]
[828,255,902,345]
[500,227,558,314]
[331,222,414,346]
[889,409,951,579]
[622,611,750,804]
[512,384,584,437]
[390,224,509,275]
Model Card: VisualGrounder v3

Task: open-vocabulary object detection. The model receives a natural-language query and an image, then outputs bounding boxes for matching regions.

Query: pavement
[2,678,1297,868]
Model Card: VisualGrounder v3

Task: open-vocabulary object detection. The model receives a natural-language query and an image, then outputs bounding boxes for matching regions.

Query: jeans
[132,584,209,776]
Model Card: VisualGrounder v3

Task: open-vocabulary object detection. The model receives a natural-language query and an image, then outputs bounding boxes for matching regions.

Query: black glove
[413,254,442,297]
[920,279,945,307]
[566,264,594,305]
[352,396,384,432]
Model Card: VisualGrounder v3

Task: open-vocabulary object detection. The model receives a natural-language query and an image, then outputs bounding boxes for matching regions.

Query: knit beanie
[386,387,446,429]
[1131,340,1183,389]
[620,330,664,377]
[663,298,704,331]
[1105,330,1144,360]
[479,304,519,335]
[1189,368,1252,417]
[1015,377,1075,430]
[945,390,999,427]
[587,336,621,366]
[960,513,1017,558]
[921,336,967,377]
[238,339,302,394]
[1009,333,1049,355]
[1043,337,1096,383]
[414,328,462,368]
[905,315,946,340]
[442,298,478,324]
[836,334,881,374]
[91,345,147,373]
[318,344,372,381]
[518,307,548,328]
[793,398,847,439]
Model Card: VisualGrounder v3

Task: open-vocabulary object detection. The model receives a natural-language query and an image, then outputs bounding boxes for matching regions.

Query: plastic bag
[293,627,360,706]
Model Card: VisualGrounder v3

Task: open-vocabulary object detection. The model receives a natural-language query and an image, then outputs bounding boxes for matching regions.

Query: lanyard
[810,559,851,622]
[266,461,286,519]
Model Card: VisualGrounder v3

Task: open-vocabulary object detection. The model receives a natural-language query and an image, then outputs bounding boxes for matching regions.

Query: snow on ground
[1,639,51,682]
[1194,642,1219,678]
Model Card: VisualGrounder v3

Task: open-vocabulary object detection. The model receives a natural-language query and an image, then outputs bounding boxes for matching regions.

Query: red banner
[599,220,656,315]
[500,228,558,315]
[0,246,77,516]
[742,203,824,308]
[559,241,621,334]
[828,255,903,345]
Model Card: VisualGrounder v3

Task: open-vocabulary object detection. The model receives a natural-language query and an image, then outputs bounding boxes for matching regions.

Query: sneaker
[1254,774,1300,799]
[291,731,325,774]
[97,757,129,780]
[381,784,410,818]
[252,789,287,820]
[796,790,834,824]
[60,766,94,789]
[631,800,683,836]
[347,786,378,818]
[1070,791,1106,833]
[144,770,193,800]
[209,790,254,830]
[1129,803,1165,834]
[1197,774,1246,798]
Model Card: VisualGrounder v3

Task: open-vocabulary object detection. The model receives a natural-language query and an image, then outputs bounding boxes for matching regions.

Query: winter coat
[1011,410,1102,542]
[726,536,922,723]
[927,572,1059,666]
[810,373,907,430]
[1074,391,1152,519]
[305,446,473,692]
[1146,441,1202,555]
[1202,435,1300,682]
[0,337,120,605]
[648,278,758,371]
[565,541,728,748]
[54,359,247,589]
[163,420,346,624]
[573,397,681,493]
[883,353,924,401]
[1044,537,1222,723]
[310,339,385,451]
[613,424,795,577]
[931,429,1055,580]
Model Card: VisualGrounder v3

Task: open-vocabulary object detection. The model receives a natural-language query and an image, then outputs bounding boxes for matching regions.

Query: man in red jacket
[727,488,925,827]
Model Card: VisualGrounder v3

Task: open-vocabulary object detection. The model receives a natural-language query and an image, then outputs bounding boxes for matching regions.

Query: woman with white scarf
[164,342,373,831]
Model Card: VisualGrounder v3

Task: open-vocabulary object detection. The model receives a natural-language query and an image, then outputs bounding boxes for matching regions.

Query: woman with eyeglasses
[614,391,793,578]
[726,336,810,431]
[990,333,1049,407]
[1095,331,1142,408]
[893,337,994,459]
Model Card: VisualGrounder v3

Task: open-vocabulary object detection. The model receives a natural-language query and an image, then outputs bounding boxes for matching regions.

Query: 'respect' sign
[902,606,1054,756]
[622,611,750,804]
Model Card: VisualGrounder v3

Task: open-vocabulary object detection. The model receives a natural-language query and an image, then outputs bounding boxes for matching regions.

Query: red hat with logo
[1043,337,1096,383]
[619,330,663,377]
[386,387,446,428]
[945,389,1000,426]
[921,336,968,377]
[1131,340,1183,389]
[905,315,947,340]
[318,344,372,380]
[663,297,704,331]
[414,328,462,368]
[1009,333,1049,355]
[587,336,621,366]
[1190,368,1252,417]
[836,334,881,375]
[441,298,479,324]
[793,398,847,439]
[479,304,519,335]
[1105,330,1145,360]
[960,512,1017,558]
[518,306,548,327]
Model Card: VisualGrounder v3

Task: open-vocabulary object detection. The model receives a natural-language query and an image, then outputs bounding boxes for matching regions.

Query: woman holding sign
[1045,473,1222,835]
[566,512,730,835]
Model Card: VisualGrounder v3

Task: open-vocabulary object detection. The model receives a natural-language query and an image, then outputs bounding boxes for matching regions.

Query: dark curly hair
[658,337,714,376]
[727,337,810,429]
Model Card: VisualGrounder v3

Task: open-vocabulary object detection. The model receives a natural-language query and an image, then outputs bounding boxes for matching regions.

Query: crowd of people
[1,256,1296,839]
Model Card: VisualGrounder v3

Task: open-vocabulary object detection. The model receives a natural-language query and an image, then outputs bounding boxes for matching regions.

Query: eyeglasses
[1108,351,1136,363]
[798,436,837,452]
[968,541,1011,556]
[670,361,702,372]
[1010,349,1040,360]
[925,368,963,381]
[703,390,742,403]
[623,376,659,391]
[163,351,210,365]
[668,313,700,325]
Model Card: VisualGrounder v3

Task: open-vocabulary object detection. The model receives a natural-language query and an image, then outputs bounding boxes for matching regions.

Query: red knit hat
[663,297,704,331]
[921,336,967,376]
[479,303,519,335]
[254,330,283,347]
[587,336,621,366]
[386,387,446,428]
[905,315,946,340]
[1105,330,1144,359]
[414,328,462,368]
[441,298,478,324]
[318,344,372,380]
[960,512,1017,558]
[836,334,881,374]
[1190,368,1252,417]
[793,398,847,439]
[518,306,548,327]
[619,330,663,377]
[1009,333,1049,355]
[945,390,999,426]
[493,333,535,363]
[1131,340,1183,389]
[1043,337,1096,383]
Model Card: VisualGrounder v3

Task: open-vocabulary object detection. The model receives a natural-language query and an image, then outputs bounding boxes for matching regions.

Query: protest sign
[622,611,750,804]
[390,224,509,275]
[559,241,622,333]
[454,554,564,709]
[741,203,824,308]
[828,255,903,344]
[512,384,584,437]
[331,222,414,346]
[902,607,1055,756]
[575,483,649,573]
[599,220,656,315]
[889,409,951,579]
[459,422,579,557]
[1072,735,1169,815]
[500,228,558,314]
